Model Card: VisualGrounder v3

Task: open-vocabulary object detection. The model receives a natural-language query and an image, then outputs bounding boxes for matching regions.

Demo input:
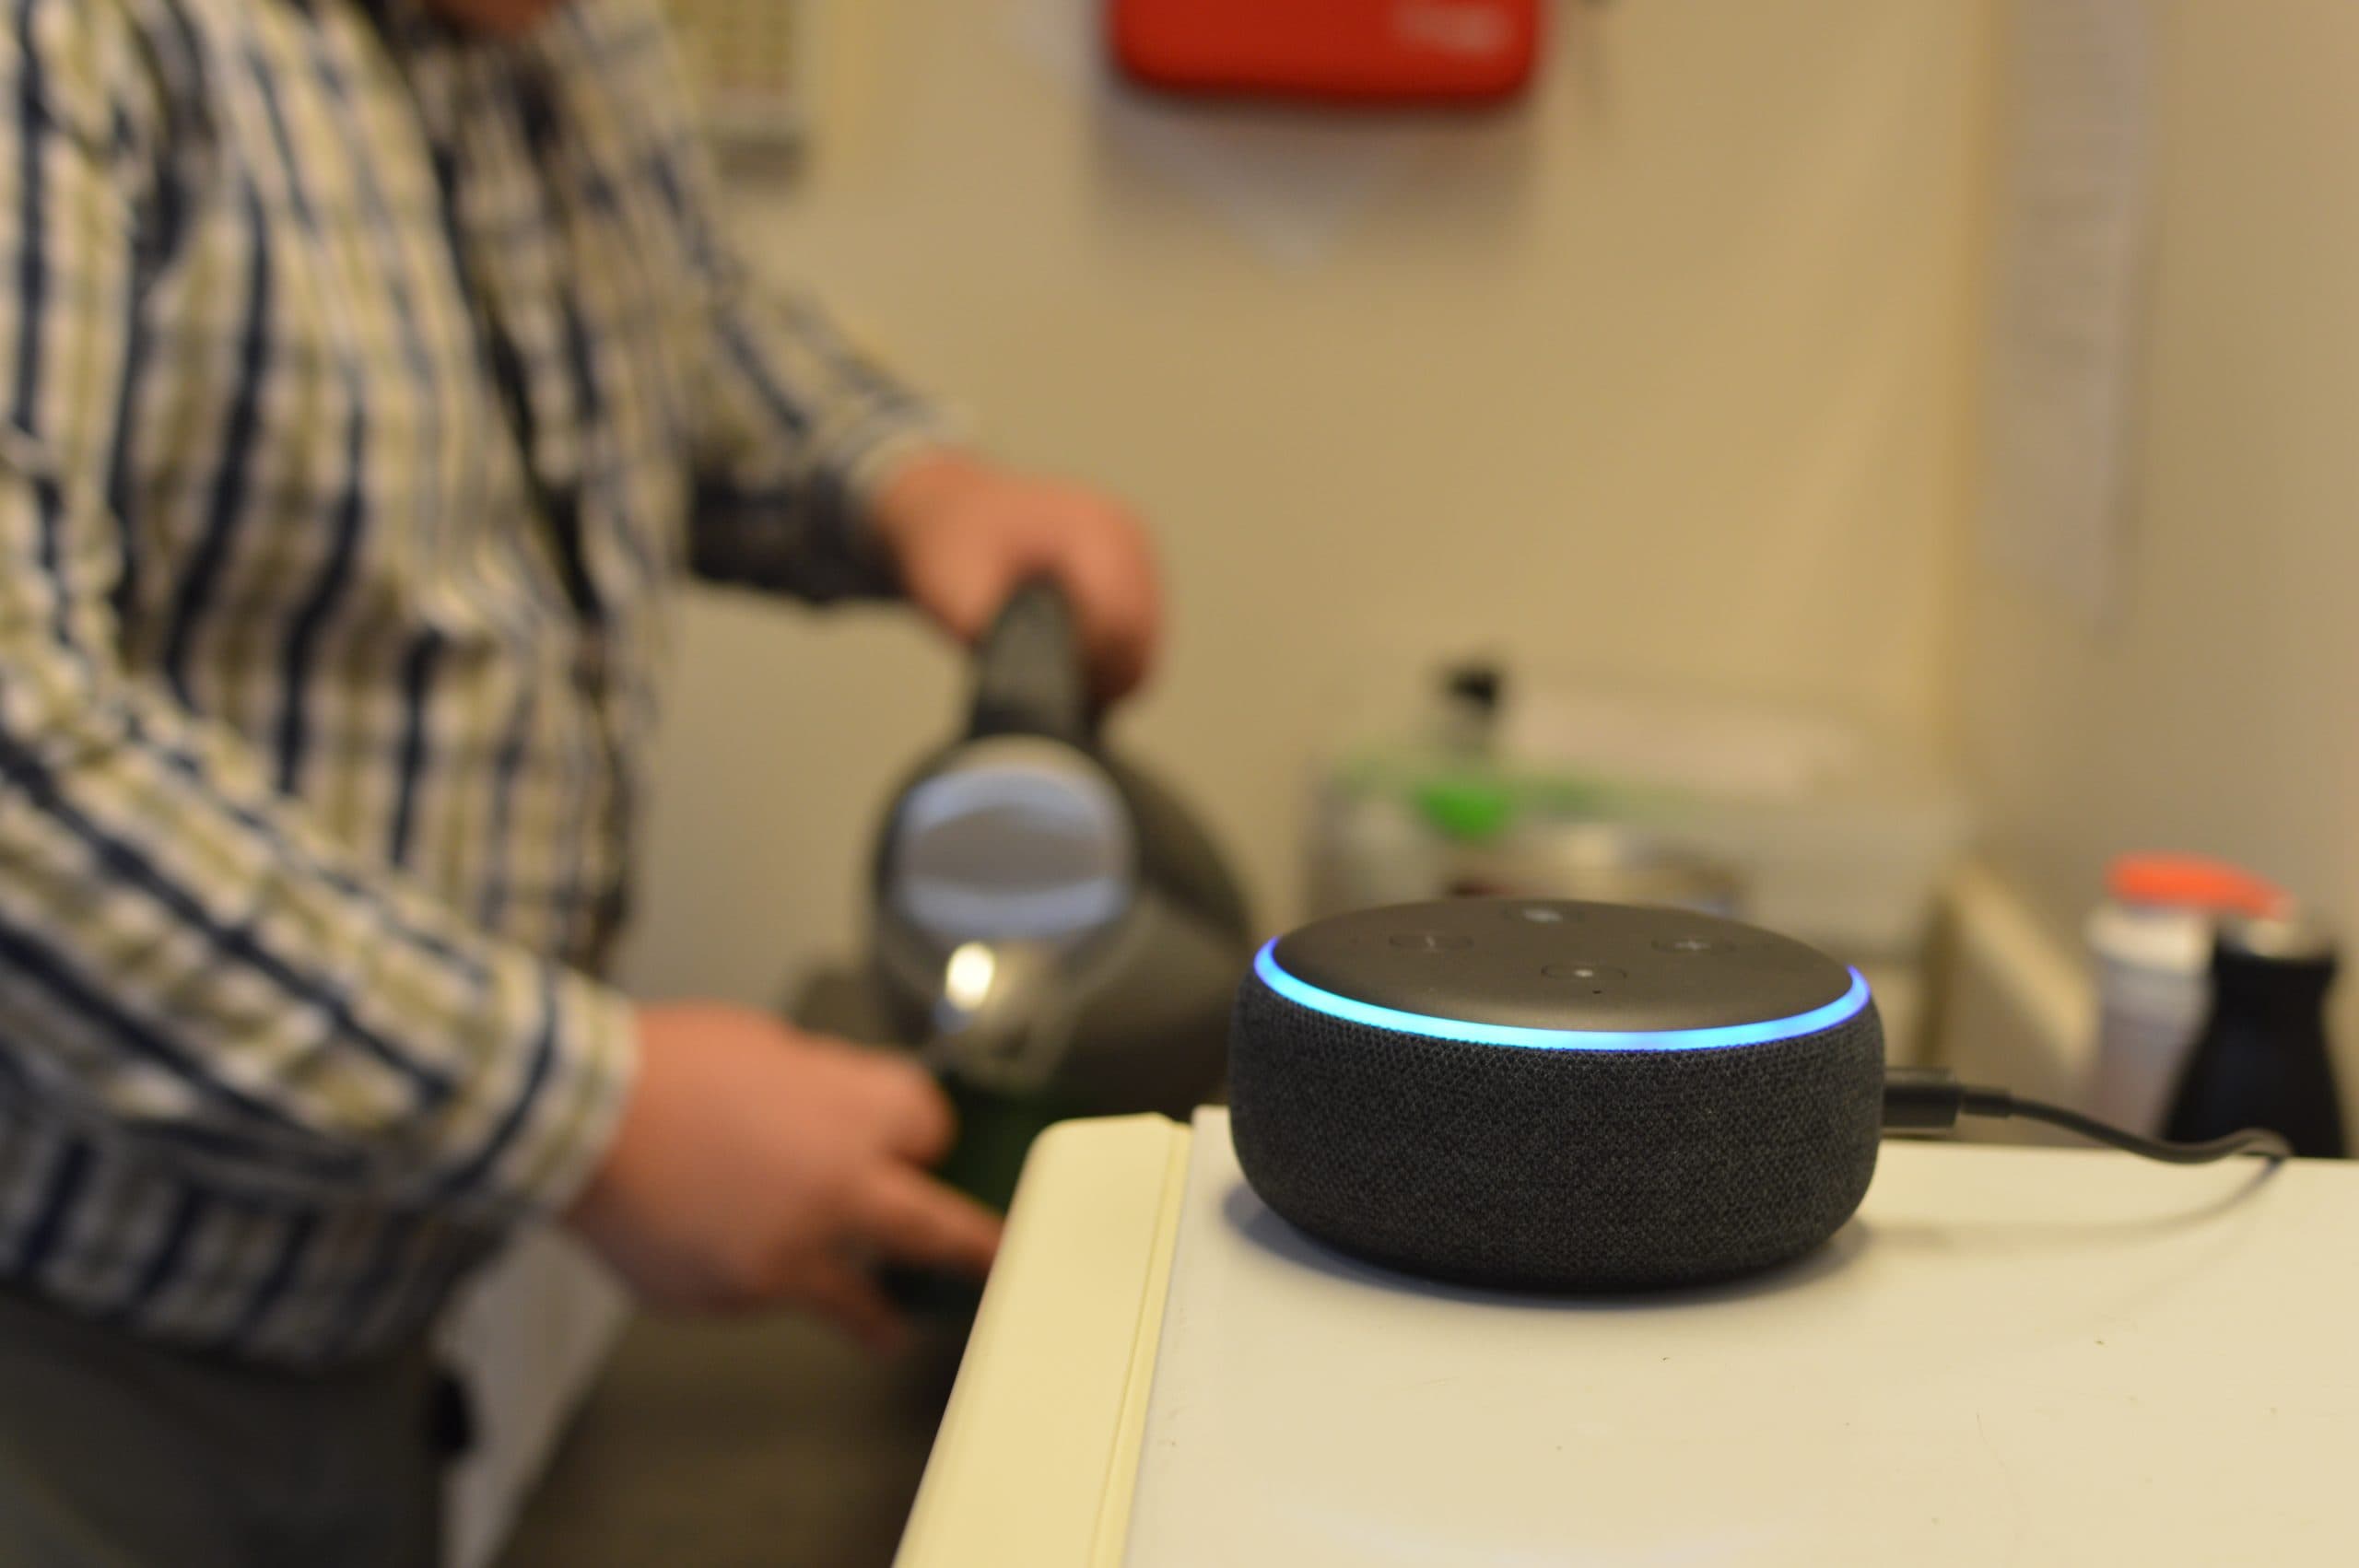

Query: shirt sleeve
[589,4,954,602]
[682,275,952,601]
[0,0,635,1221]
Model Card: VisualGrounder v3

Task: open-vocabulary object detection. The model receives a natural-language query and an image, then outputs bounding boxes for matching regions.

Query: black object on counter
[2163,913,2345,1159]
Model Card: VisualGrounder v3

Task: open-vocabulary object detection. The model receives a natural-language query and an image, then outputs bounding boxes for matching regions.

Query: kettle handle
[968,578,1096,746]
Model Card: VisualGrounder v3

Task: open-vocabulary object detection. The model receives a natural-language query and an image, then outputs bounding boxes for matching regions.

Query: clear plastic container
[1306,673,1969,965]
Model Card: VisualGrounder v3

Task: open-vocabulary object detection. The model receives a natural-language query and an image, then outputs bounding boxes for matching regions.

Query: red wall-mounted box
[1109,0,1543,107]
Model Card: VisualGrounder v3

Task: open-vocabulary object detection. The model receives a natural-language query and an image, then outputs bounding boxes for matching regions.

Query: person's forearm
[608,22,951,599]
[683,287,953,600]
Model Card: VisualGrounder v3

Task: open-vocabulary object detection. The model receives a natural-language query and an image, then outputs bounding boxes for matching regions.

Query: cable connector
[1881,1067,2291,1165]
[1882,1066,2010,1132]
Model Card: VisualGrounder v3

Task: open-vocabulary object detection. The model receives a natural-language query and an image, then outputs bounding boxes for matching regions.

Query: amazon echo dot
[1228,898,1884,1291]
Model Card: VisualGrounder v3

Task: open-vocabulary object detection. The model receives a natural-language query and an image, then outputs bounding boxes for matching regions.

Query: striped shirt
[0,0,935,1365]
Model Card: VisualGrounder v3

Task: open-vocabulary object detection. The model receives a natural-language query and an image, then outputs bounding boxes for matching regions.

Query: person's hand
[869,449,1162,702]
[564,1004,1001,1350]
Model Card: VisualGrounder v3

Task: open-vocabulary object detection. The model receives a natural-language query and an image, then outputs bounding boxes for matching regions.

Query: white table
[898,1108,2359,1566]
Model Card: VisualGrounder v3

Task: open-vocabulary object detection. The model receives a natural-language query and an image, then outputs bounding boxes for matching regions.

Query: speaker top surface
[1265,899,1862,1043]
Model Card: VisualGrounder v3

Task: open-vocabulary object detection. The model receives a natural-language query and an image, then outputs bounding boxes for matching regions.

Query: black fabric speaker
[1229,899,1885,1291]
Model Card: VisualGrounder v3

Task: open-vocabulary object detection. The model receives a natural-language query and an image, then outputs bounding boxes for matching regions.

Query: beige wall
[1956,1,2359,1064]
[622,1,1992,1004]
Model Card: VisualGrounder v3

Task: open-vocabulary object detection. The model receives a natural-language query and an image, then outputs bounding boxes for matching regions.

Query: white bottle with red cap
[2086,855,2290,1132]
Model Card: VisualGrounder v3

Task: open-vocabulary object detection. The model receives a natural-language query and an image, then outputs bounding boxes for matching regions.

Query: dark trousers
[0,1289,444,1568]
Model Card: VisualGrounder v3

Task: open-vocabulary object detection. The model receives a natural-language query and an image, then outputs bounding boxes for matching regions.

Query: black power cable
[1883,1067,2293,1164]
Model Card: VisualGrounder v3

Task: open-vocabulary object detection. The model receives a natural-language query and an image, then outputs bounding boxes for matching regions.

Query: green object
[884,1077,1067,1319]
[1411,777,1521,843]
[937,1077,1067,1214]
[1340,746,1641,844]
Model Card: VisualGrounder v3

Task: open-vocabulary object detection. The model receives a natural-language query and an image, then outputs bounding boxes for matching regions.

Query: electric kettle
[868,581,1252,1209]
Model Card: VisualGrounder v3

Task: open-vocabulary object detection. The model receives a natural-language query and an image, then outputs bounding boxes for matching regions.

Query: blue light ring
[1253,940,1872,1053]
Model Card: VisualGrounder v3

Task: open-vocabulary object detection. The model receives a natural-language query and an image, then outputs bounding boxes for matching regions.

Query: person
[0,0,1161,1561]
